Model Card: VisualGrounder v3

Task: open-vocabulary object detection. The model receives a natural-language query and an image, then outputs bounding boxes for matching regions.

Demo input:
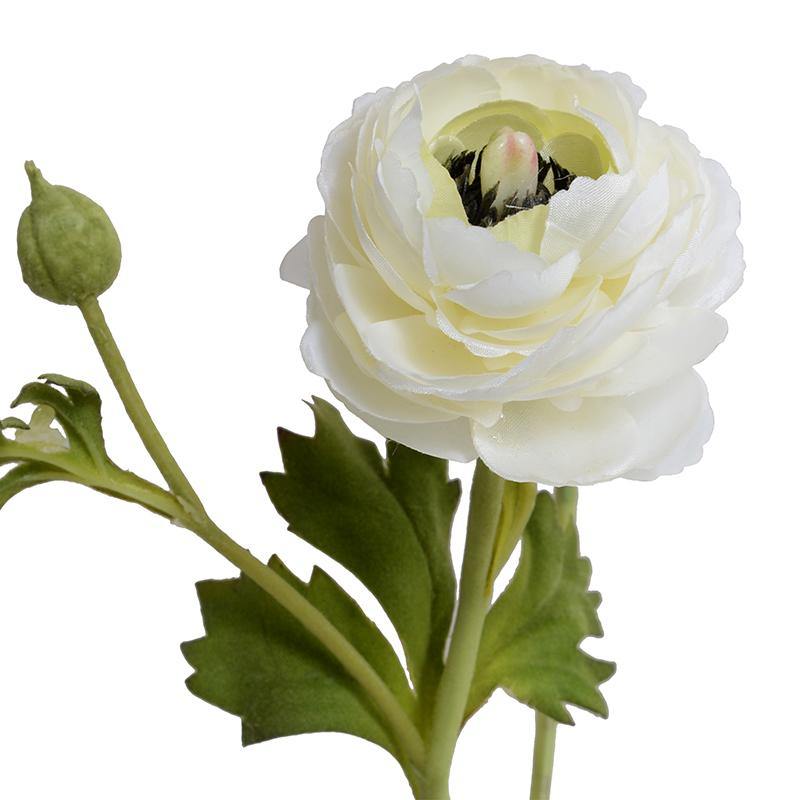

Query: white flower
[282,55,744,485]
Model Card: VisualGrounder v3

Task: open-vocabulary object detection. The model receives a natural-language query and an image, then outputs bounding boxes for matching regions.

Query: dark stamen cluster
[443,147,577,228]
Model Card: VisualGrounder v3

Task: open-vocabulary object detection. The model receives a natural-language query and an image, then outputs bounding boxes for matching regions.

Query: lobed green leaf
[260,399,460,695]
[384,440,459,710]
[11,374,106,466]
[468,491,615,725]
[182,557,415,756]
[0,374,177,517]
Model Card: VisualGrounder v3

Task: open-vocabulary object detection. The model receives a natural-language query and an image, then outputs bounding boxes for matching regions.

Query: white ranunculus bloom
[282,55,744,485]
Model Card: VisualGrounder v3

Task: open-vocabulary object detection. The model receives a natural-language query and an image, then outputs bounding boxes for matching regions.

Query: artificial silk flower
[4,55,747,800]
[282,54,744,485]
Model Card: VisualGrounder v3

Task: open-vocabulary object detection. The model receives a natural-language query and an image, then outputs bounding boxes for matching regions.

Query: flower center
[439,127,578,228]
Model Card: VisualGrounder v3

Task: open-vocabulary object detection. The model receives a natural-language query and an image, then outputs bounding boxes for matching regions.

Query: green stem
[528,486,576,800]
[422,460,505,800]
[554,486,578,529]
[191,515,427,773]
[530,712,557,800]
[77,296,426,772]
[1,442,187,520]
[79,297,204,511]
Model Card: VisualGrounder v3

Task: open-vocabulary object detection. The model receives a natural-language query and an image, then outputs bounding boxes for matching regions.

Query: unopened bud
[480,128,539,210]
[17,162,121,305]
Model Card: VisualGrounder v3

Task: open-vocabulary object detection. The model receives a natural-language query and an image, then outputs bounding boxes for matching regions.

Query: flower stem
[76,296,426,773]
[422,460,505,799]
[79,297,205,510]
[188,515,428,773]
[530,712,558,800]
[528,486,576,800]
[554,485,578,528]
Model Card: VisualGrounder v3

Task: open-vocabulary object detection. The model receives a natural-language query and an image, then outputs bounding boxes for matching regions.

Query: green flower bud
[17,161,121,305]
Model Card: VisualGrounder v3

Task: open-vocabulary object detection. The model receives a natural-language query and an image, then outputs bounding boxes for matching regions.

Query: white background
[0,2,796,798]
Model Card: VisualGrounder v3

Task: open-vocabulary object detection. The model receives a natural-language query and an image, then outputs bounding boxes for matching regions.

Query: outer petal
[280,235,311,289]
[472,392,640,485]
[471,370,712,485]
[340,396,478,462]
[317,89,390,262]
[586,307,728,396]
[670,238,745,311]
[301,301,455,424]
[622,371,713,480]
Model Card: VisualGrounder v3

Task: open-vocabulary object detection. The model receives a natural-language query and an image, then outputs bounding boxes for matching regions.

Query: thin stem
[530,712,557,800]
[1,442,187,520]
[423,460,505,800]
[192,516,427,771]
[528,486,576,800]
[77,296,426,772]
[79,297,204,511]
[554,486,578,528]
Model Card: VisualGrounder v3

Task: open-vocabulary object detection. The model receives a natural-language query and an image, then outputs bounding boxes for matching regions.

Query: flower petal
[586,307,728,396]
[343,396,478,463]
[472,370,711,484]
[579,162,671,276]
[445,250,581,319]
[416,61,502,141]
[423,217,547,286]
[472,393,640,485]
[364,314,494,379]
[280,234,311,289]
[301,300,455,424]
[539,171,635,262]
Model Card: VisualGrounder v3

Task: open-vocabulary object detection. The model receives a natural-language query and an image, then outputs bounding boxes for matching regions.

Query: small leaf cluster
[1,374,177,516]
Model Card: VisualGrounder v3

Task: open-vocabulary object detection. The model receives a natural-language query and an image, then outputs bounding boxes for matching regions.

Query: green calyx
[17,161,121,305]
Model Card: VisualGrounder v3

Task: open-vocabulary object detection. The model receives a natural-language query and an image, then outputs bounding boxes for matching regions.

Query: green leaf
[0,463,75,509]
[0,374,178,517]
[1,417,29,431]
[0,375,108,510]
[11,374,106,466]
[384,441,459,707]
[468,490,615,725]
[260,399,460,693]
[182,557,415,757]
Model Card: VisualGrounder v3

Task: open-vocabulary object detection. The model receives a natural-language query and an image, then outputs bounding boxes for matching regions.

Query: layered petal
[472,371,712,485]
[286,55,743,485]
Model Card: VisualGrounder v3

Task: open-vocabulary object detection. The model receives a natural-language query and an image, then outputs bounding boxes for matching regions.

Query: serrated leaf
[261,399,460,692]
[468,491,615,725]
[384,441,459,707]
[182,557,415,758]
